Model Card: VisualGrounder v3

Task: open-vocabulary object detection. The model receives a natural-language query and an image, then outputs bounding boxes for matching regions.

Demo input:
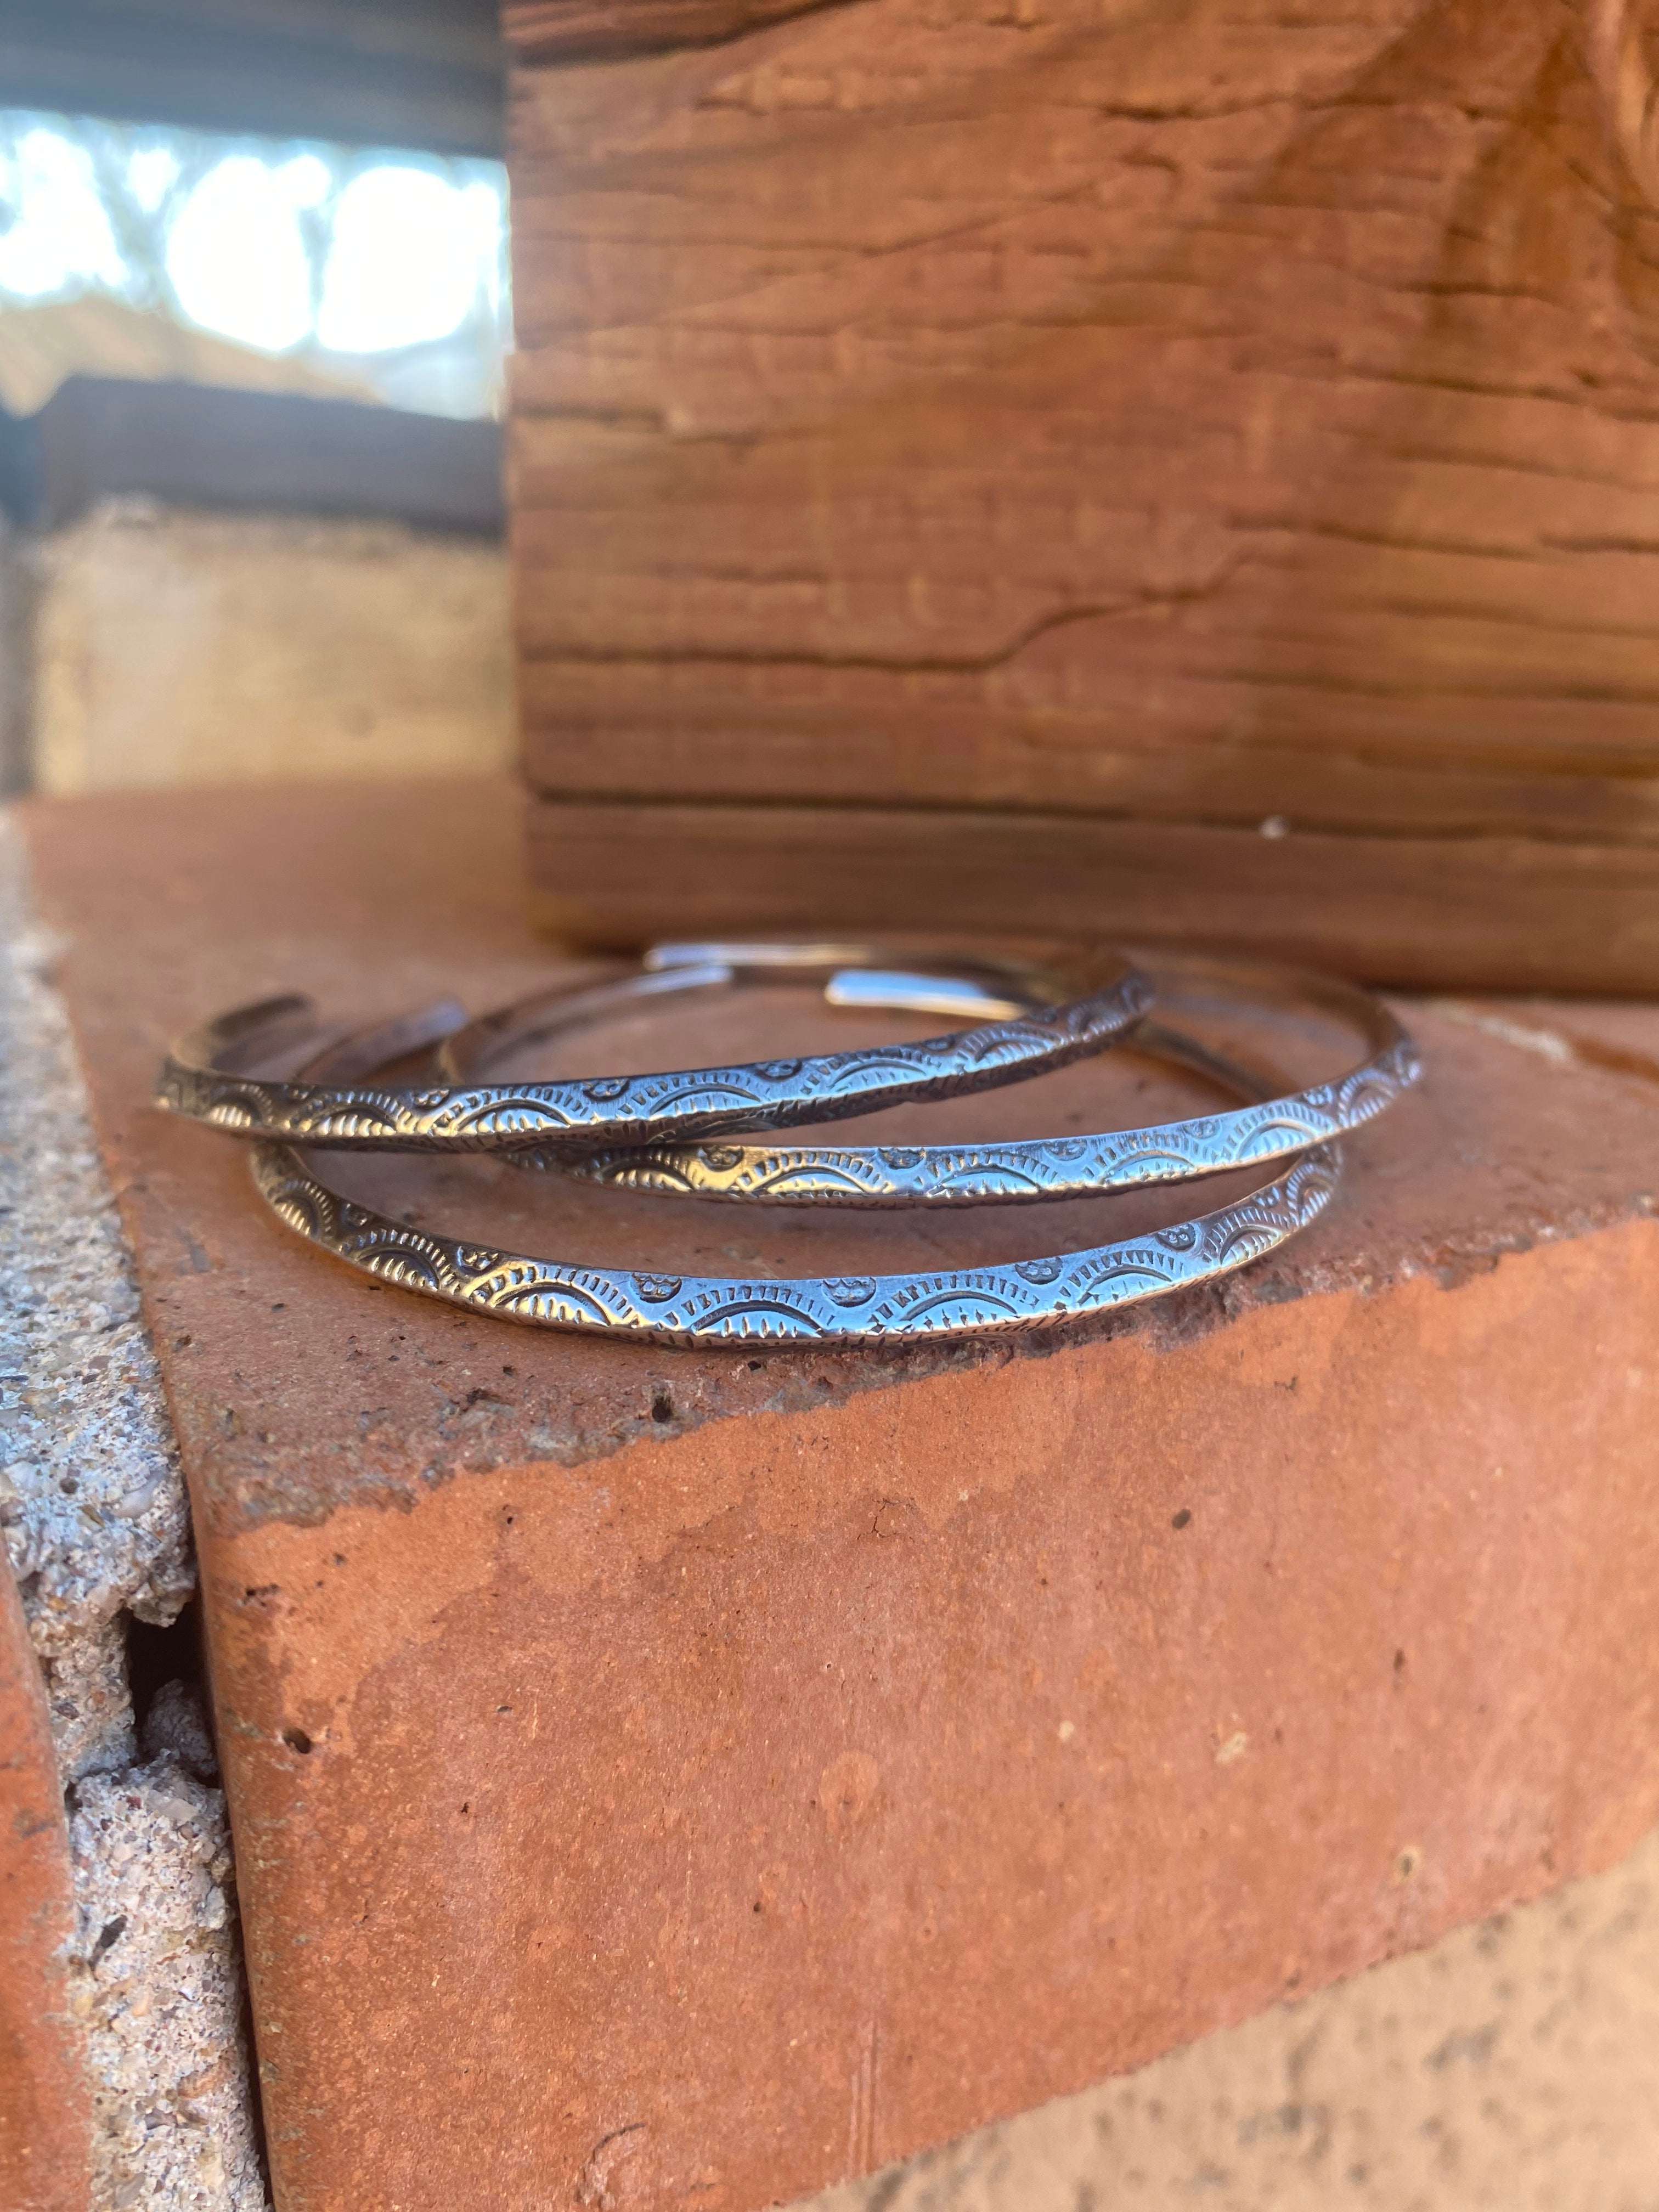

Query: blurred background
[0,0,513,798]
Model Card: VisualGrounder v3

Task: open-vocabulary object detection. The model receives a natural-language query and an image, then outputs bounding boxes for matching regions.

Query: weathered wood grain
[527,795,1659,992]
[502,0,851,63]
[510,0,1659,981]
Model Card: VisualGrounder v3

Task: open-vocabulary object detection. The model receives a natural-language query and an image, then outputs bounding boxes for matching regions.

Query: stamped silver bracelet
[499,957,1419,1206]
[247,1139,1341,1348]
[155,943,1152,1155]
[244,1009,1343,1345]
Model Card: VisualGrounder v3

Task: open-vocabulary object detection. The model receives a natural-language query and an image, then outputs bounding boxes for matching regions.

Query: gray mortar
[68,1740,266,2212]
[0,812,193,1770]
[1,810,268,2211]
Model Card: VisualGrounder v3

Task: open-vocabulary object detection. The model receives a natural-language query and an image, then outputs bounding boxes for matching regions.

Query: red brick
[20,779,1659,2212]
[0,1564,89,2212]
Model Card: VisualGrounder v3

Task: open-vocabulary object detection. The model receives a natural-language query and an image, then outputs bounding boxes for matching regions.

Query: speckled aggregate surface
[0,811,192,1775]
[67,1737,266,2212]
[2,809,266,2211]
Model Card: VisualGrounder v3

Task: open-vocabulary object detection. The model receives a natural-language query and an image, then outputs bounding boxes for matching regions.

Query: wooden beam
[501,0,855,64]
[509,0,1659,984]
[527,795,1659,993]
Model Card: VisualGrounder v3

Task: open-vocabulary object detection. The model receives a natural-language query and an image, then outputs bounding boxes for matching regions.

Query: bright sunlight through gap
[0,114,510,419]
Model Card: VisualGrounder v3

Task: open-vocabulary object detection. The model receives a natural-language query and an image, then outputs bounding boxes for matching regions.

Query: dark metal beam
[0,1,505,157]
[0,377,505,535]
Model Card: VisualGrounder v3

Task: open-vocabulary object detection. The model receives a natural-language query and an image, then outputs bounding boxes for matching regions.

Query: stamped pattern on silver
[249,1144,1341,1348]
[511,988,1420,1207]
[156,956,1152,1155]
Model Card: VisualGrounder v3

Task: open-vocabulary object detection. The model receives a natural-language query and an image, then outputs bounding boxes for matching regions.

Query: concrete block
[67,1745,264,2212]
[0,814,193,1779]
[1,811,264,2212]
[19,777,1659,2212]
[22,503,512,796]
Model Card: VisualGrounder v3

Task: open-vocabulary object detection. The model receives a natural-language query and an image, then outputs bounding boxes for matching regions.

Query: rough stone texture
[810,1820,1659,2212]
[19,776,1659,2212]
[67,1742,265,2212]
[25,503,511,795]
[1,812,267,2212]
[0,1550,89,2212]
[41,1629,138,1793]
[0,814,193,1779]
[143,1681,221,1788]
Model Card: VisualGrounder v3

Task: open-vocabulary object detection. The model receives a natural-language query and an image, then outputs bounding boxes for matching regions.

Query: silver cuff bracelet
[497,957,1419,1207]
[247,1139,1340,1347]
[155,943,1152,1154]
[242,1003,1344,1345]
